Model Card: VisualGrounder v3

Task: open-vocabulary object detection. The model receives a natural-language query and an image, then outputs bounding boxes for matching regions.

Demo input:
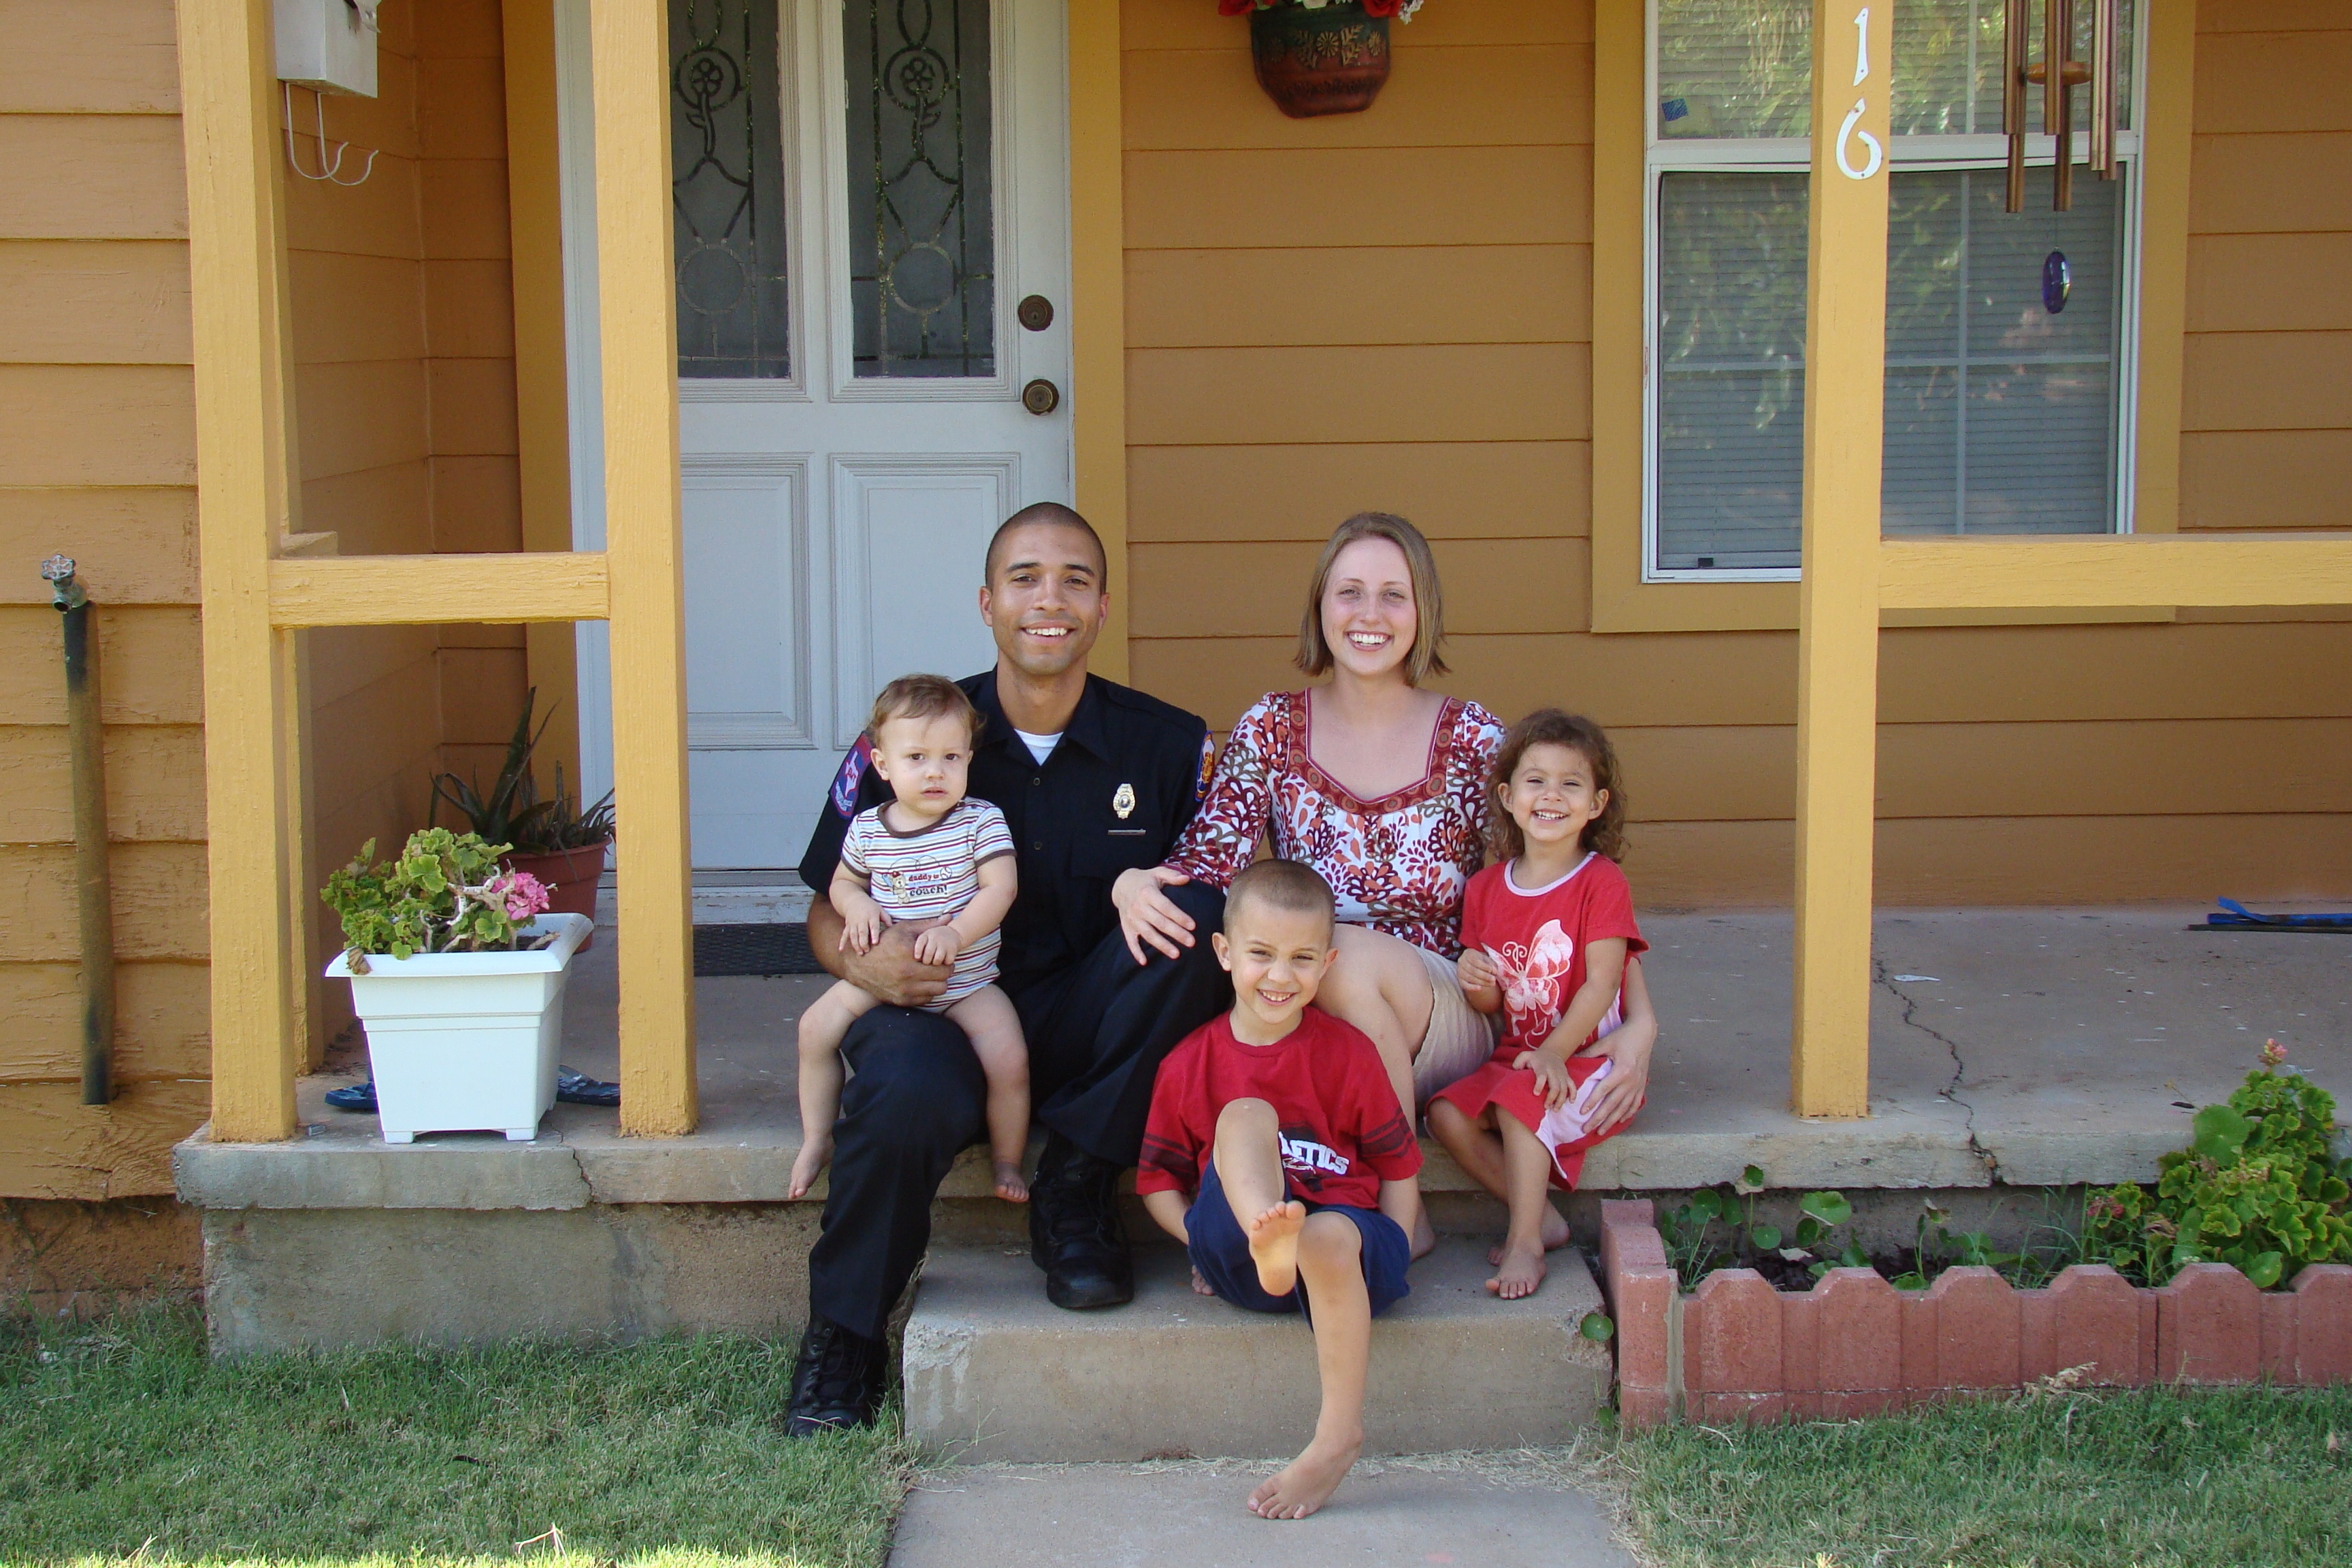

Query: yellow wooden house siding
[1120,0,2352,910]
[0,0,208,1197]
[0,0,533,1198]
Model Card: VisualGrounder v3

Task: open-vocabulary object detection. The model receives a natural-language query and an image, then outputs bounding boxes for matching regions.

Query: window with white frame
[1646,0,2143,578]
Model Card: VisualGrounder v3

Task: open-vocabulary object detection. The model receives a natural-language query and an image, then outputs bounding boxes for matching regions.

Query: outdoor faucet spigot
[42,553,85,612]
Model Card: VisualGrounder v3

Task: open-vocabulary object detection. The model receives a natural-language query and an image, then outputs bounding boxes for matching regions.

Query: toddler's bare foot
[992,1160,1029,1204]
[787,1137,832,1201]
[1486,1241,1548,1300]
[1191,1265,1215,1297]
[1247,1430,1362,1520]
[1487,1206,1571,1265]
[1244,1200,1307,1296]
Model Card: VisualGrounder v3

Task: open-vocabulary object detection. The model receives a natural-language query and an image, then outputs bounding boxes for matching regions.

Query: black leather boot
[1026,1132,1136,1311]
[783,1313,886,1437]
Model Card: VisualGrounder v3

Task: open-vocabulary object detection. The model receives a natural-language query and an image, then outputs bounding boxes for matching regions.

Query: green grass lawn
[1613,1382,2352,1568]
[0,1309,915,1568]
[8,1305,2348,1568]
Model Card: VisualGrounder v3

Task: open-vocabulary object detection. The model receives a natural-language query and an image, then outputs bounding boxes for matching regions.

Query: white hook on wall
[284,81,380,186]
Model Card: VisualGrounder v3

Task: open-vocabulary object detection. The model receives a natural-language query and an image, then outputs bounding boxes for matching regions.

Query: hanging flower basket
[1224,0,1422,119]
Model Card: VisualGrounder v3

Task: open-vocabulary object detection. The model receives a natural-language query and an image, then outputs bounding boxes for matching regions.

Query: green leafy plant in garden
[1889,1198,2027,1290]
[2082,1041,2352,1289]
[321,828,553,972]
[1656,1165,1865,1281]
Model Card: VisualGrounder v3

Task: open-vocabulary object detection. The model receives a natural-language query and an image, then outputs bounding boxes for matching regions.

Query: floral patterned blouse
[1166,690,1506,958]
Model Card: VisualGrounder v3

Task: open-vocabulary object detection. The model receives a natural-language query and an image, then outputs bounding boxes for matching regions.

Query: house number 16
[1836,7,1884,181]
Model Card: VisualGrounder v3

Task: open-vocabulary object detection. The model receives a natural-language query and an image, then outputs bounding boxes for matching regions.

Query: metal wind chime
[2003,0,2123,213]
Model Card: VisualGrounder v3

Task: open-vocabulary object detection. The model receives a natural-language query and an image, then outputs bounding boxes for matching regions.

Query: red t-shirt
[1137,1007,1423,1211]
[1460,853,1648,1053]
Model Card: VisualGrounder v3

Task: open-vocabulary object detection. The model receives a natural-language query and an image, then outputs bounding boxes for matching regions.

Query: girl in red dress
[1428,711,1647,1301]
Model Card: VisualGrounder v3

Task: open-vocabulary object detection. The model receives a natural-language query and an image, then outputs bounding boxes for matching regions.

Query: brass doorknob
[1022,378,1061,415]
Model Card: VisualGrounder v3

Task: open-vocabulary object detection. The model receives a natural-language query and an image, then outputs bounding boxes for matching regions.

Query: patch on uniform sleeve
[829,735,874,818]
[1195,734,1216,801]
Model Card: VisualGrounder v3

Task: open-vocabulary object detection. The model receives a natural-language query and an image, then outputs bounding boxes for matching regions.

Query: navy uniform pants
[806,882,1228,1340]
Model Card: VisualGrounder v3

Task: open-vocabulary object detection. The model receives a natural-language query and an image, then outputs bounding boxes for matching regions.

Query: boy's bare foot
[1245,1200,1307,1296]
[1191,1265,1215,1297]
[992,1160,1029,1204]
[1487,1206,1571,1264]
[1486,1241,1548,1300]
[787,1137,831,1201]
[1247,1430,1362,1520]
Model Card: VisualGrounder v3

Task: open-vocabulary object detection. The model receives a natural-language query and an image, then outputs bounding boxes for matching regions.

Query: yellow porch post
[589,0,698,1135]
[1790,2,1892,1118]
[180,0,302,1142]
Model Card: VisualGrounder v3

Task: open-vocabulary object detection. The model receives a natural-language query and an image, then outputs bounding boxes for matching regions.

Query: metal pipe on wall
[42,555,115,1107]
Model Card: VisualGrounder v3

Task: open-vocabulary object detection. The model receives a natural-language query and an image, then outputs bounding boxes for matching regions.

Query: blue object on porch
[322,1066,623,1114]
[2203,897,2352,932]
[693,921,825,976]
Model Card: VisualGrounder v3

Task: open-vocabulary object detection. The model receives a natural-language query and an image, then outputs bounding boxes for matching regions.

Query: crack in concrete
[1874,958,2002,1182]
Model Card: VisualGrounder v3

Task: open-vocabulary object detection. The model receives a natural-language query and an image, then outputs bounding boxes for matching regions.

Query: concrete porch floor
[186,904,2351,1205]
[174,904,2351,1351]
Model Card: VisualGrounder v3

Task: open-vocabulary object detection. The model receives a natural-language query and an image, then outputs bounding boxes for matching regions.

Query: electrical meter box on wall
[275,0,382,97]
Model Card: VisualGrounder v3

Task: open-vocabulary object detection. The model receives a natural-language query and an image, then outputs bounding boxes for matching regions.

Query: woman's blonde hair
[1294,512,1450,684]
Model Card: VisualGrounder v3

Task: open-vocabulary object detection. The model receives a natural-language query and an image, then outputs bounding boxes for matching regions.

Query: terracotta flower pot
[1250,2,1390,119]
[501,845,607,951]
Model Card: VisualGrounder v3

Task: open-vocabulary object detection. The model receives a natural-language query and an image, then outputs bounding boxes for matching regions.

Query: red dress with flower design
[1164,690,1505,958]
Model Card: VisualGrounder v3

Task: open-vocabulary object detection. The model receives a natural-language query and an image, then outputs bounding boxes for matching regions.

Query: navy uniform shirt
[798,672,1215,996]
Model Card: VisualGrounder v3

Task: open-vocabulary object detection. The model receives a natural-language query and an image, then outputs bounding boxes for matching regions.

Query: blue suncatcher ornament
[2042,250,2072,314]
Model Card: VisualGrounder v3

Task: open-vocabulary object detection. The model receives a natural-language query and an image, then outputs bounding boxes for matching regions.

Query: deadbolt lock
[1021,378,1061,416]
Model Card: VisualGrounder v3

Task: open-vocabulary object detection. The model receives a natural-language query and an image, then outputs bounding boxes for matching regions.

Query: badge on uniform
[1113,783,1136,820]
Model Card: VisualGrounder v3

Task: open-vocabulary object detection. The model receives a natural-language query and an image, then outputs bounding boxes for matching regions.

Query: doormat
[693,922,825,977]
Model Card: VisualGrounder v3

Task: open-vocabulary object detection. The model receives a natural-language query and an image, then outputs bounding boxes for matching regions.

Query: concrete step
[902,1239,1612,1463]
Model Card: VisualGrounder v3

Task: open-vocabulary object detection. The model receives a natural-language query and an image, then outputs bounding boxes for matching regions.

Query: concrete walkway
[887,1456,1639,1568]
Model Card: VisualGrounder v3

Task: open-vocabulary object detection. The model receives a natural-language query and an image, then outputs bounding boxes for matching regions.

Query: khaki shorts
[1411,944,1499,1107]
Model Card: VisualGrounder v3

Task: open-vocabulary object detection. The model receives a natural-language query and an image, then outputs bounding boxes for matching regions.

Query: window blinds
[1655,168,2123,570]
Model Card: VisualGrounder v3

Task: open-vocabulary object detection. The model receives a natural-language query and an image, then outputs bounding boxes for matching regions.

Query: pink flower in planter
[2261,1038,2288,1068]
[494,870,552,921]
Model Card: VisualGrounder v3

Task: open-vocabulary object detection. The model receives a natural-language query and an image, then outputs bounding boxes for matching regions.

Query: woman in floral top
[1113,513,1659,1253]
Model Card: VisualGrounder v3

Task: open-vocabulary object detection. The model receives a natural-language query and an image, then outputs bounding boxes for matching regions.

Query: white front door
[558,0,1073,869]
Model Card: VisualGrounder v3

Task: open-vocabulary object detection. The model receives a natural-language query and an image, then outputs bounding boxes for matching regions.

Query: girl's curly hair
[1485,709,1627,863]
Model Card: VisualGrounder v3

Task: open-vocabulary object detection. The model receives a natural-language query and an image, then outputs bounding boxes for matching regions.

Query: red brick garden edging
[1598,1198,2352,1428]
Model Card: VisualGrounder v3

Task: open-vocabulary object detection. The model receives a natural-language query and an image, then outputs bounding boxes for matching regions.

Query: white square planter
[325,913,593,1144]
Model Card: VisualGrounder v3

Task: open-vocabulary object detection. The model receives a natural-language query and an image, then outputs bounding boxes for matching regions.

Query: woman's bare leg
[1315,924,1438,1255]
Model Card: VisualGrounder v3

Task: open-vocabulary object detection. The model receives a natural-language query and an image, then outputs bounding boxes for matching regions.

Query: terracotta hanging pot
[1250,2,1391,119]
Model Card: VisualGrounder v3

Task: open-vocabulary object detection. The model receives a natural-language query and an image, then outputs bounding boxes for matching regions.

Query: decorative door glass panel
[670,0,792,378]
[843,0,996,378]
[1655,168,2124,570]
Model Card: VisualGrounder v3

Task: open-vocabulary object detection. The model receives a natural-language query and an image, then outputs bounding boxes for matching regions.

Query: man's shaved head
[984,502,1108,585]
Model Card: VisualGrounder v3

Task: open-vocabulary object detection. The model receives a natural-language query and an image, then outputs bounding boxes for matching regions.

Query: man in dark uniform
[785,502,1231,1435]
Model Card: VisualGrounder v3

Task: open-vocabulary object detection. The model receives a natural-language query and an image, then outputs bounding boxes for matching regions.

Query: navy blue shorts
[1184,1158,1411,1320]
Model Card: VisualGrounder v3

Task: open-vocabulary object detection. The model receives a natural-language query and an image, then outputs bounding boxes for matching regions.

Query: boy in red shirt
[1137,858,1422,1521]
